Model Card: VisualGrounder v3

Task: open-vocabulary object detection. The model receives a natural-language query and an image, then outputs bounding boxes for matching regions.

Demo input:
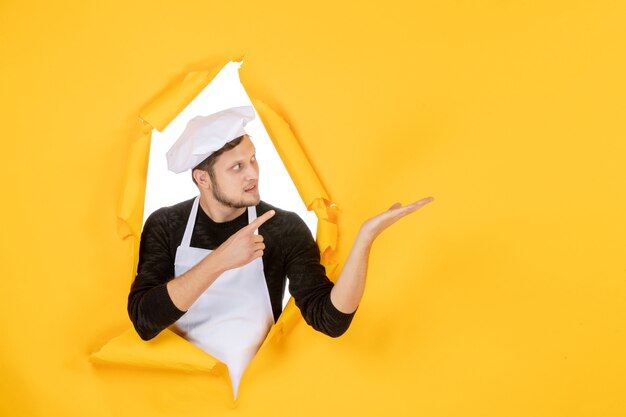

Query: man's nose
[243,164,258,180]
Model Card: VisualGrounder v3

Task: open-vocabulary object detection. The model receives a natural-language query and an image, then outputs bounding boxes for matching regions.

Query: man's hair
[191,135,245,186]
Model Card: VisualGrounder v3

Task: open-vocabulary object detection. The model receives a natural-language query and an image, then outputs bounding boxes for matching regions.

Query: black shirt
[128,197,355,340]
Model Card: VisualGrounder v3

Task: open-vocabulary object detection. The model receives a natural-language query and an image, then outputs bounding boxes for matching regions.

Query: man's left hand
[360,197,434,242]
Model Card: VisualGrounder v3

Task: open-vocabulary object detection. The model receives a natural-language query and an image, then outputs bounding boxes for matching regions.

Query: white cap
[166,105,256,173]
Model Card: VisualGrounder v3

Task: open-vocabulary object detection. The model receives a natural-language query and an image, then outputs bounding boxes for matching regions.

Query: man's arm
[165,210,275,311]
[330,197,434,314]
[128,208,185,340]
[284,197,433,338]
[128,207,275,339]
[283,211,356,338]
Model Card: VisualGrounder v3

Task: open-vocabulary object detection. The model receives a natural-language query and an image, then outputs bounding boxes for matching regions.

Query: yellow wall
[1,1,625,416]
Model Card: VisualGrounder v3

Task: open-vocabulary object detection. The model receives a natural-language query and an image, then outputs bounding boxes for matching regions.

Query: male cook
[128,106,433,396]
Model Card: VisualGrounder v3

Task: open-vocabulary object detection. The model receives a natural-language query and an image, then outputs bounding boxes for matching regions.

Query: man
[128,106,433,397]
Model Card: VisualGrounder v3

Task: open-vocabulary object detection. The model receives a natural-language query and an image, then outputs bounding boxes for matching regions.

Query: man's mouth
[244,184,257,193]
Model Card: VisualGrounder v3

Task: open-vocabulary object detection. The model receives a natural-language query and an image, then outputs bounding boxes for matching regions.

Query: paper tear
[116,120,152,241]
[98,64,343,400]
[90,328,222,374]
[250,99,341,279]
[139,64,228,132]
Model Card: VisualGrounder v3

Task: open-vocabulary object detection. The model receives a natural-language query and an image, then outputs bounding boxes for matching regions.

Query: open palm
[361,197,434,241]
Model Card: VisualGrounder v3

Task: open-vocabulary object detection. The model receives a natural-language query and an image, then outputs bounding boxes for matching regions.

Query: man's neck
[198,194,246,223]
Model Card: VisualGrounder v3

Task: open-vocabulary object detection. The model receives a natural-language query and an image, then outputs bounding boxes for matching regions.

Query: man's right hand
[211,209,276,271]
[167,209,276,312]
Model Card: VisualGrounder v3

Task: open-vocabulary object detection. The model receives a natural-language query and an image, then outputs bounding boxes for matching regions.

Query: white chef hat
[166,105,256,173]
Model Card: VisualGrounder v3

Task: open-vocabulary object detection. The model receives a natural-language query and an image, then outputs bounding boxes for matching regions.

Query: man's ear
[192,169,211,189]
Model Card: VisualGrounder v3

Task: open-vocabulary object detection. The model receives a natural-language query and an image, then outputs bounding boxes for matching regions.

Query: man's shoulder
[256,200,310,235]
[257,200,298,221]
[165,197,196,214]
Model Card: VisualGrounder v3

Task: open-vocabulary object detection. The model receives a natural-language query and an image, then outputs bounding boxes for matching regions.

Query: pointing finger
[246,209,276,232]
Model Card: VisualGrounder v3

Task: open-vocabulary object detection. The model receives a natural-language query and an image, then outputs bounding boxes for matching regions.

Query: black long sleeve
[127,207,185,340]
[282,210,356,337]
[127,197,355,340]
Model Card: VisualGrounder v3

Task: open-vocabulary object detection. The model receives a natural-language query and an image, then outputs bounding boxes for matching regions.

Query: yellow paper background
[1,1,625,416]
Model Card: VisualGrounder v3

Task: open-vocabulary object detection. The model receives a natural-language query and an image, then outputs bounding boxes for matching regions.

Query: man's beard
[211,179,260,209]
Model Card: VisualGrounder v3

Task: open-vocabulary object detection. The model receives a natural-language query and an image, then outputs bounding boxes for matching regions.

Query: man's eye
[233,163,241,170]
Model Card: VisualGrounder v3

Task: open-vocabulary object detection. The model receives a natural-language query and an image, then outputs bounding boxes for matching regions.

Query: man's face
[209,135,260,209]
